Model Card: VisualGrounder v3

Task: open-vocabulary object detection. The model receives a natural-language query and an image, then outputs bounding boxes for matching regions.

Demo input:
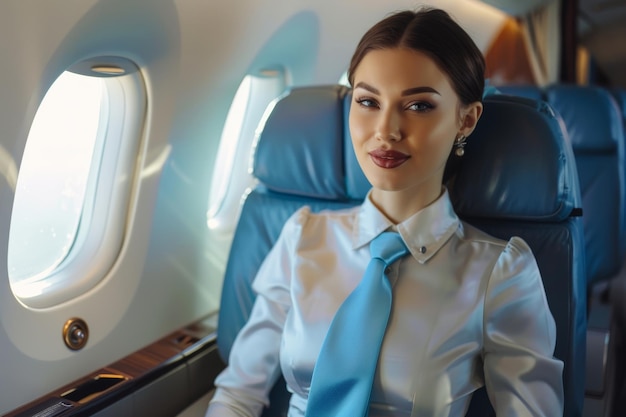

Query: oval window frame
[8,57,146,309]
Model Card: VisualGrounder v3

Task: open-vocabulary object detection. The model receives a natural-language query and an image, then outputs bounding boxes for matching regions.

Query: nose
[375,108,401,142]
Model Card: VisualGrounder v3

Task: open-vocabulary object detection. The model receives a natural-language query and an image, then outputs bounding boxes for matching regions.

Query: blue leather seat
[216,85,587,417]
[545,86,626,289]
[545,85,626,417]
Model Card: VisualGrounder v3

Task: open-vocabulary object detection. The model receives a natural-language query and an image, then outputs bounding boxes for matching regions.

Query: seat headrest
[448,94,579,221]
[546,85,623,153]
[252,85,355,200]
[252,85,579,221]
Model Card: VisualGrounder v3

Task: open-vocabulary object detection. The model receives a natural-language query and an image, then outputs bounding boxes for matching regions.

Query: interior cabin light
[259,68,282,78]
[91,65,126,76]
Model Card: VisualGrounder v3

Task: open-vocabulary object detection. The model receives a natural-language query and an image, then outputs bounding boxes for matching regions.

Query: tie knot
[370,232,408,265]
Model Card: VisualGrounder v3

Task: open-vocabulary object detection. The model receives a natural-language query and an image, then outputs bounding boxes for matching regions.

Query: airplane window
[9,72,102,288]
[338,71,350,87]
[207,75,252,227]
[207,72,286,232]
[8,59,145,308]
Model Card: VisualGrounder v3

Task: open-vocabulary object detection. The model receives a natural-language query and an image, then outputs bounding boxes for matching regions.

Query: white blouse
[206,189,564,417]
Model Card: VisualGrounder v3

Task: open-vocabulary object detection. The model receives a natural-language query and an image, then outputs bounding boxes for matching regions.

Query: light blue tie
[305,232,409,417]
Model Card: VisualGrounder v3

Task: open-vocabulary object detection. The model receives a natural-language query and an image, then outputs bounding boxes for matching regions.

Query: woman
[206,7,563,417]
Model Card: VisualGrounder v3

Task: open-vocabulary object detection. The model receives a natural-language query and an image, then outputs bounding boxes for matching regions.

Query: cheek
[429,133,456,162]
[406,119,457,162]
[423,115,457,146]
[348,110,368,147]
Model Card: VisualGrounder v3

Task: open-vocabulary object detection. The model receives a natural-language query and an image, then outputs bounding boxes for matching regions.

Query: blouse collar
[352,188,460,264]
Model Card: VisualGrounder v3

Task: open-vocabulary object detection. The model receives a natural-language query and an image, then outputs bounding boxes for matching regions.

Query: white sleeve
[483,236,564,416]
[205,207,309,417]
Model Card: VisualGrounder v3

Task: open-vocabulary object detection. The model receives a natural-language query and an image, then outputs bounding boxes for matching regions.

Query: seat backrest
[545,85,626,288]
[217,85,587,417]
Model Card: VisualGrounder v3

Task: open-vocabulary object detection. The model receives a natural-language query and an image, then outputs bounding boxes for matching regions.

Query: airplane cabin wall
[0,0,505,413]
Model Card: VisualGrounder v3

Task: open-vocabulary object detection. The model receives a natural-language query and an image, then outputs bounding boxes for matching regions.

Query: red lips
[368,149,410,169]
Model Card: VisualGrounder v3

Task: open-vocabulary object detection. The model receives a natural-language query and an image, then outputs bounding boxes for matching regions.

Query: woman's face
[349,47,472,199]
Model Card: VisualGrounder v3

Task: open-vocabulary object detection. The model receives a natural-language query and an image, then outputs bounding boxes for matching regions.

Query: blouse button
[419,246,427,254]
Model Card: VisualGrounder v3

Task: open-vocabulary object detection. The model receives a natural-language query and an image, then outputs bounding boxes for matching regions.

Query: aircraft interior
[1,0,625,416]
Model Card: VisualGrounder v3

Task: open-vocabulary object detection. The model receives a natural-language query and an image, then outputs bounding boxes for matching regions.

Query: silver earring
[454,135,467,157]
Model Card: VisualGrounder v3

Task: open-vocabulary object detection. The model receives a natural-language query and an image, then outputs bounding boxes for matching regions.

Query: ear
[458,101,483,137]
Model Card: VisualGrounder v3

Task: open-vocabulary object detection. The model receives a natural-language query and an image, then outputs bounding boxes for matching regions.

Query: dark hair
[347,8,485,106]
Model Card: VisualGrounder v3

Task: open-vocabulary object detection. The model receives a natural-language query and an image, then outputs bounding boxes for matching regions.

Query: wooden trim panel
[3,314,225,417]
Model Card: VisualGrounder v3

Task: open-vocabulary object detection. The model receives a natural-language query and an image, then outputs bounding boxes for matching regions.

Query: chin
[367,179,406,192]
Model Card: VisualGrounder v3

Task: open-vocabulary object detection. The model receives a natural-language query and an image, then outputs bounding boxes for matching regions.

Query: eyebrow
[354,82,440,96]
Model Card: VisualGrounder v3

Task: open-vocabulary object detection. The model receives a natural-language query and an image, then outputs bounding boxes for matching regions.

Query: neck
[369,184,444,224]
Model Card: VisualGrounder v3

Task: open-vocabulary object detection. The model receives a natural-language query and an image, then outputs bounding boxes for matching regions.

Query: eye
[407,101,434,112]
[355,97,378,109]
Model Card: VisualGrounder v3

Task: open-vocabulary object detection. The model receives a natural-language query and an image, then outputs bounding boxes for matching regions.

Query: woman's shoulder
[284,204,360,231]
[460,220,535,260]
[274,204,361,259]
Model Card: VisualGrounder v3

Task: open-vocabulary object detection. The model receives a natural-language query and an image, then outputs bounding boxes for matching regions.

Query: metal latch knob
[63,318,89,350]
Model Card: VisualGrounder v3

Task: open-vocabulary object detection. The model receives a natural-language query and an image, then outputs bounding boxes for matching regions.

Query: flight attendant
[206,7,563,416]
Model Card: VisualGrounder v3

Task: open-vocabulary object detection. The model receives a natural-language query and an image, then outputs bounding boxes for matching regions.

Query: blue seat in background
[545,86,626,290]
[215,85,587,417]
[545,85,626,417]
